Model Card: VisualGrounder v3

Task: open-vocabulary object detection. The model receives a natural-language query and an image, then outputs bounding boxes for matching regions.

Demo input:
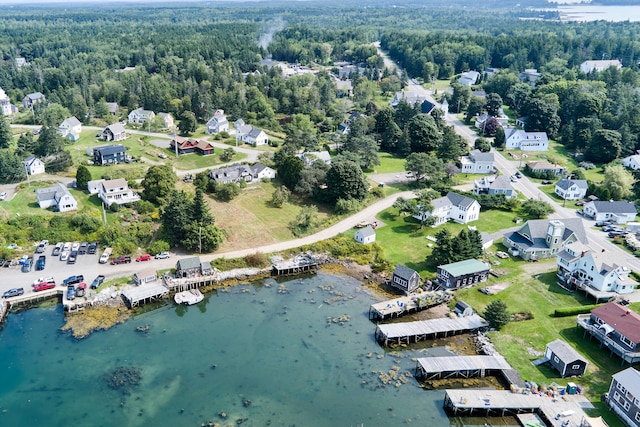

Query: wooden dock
[443,389,594,427]
[415,355,512,380]
[271,255,318,276]
[375,314,488,346]
[369,290,452,320]
[122,282,169,308]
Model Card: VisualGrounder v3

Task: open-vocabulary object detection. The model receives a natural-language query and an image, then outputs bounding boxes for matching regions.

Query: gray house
[503,218,588,261]
[176,257,202,278]
[607,367,640,427]
[473,175,516,199]
[555,178,588,200]
[544,339,588,377]
[583,200,637,224]
[354,225,376,244]
[93,144,126,165]
[391,264,420,294]
[436,259,490,290]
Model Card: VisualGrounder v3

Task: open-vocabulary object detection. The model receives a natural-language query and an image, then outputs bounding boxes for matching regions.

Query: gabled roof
[247,127,265,138]
[438,259,489,277]
[24,156,41,167]
[102,178,127,190]
[446,192,477,209]
[356,225,376,238]
[35,183,72,204]
[177,256,201,271]
[556,178,588,191]
[509,218,588,249]
[251,163,273,174]
[489,175,512,189]
[588,201,637,215]
[592,303,640,343]
[95,144,126,156]
[61,116,81,128]
[26,92,44,100]
[105,123,126,135]
[612,368,640,398]
[546,339,587,363]
[392,264,419,281]
[468,149,495,163]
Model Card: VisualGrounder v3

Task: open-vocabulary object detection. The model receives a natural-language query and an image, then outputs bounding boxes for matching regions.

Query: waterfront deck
[374,314,488,346]
[271,255,319,276]
[122,282,169,308]
[443,389,594,427]
[369,290,452,320]
[415,355,512,380]
[577,314,640,364]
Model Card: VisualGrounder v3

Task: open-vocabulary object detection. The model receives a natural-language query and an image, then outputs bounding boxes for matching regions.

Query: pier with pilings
[374,314,488,346]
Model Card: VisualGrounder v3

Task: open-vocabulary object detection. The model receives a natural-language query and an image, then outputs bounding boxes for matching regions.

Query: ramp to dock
[369,291,452,320]
[416,355,512,380]
[375,314,488,346]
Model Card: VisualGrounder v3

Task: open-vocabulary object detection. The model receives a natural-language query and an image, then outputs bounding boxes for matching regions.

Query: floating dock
[443,389,594,427]
[415,355,512,380]
[374,315,488,346]
[369,290,452,320]
[122,282,169,308]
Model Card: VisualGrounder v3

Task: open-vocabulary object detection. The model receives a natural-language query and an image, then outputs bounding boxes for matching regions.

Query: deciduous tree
[142,165,177,205]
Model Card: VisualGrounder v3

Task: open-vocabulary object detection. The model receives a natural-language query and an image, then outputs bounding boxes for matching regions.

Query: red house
[170,136,215,156]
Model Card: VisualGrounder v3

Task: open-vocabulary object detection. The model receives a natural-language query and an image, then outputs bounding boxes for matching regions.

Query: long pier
[368,290,452,321]
[415,355,512,380]
[443,389,594,427]
[375,314,488,346]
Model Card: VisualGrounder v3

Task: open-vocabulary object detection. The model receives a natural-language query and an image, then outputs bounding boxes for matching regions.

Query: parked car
[136,254,151,262]
[78,242,88,255]
[67,251,78,264]
[603,225,624,233]
[99,247,112,264]
[52,242,63,256]
[576,210,584,216]
[67,284,76,301]
[63,242,71,252]
[35,240,48,253]
[575,201,585,206]
[154,252,170,259]
[75,282,86,297]
[609,231,628,238]
[87,242,98,254]
[510,175,518,182]
[596,220,614,227]
[515,171,522,178]
[60,251,69,262]
[21,258,33,273]
[111,256,131,265]
[71,242,80,252]
[541,180,553,185]
[35,255,46,271]
[90,275,106,289]
[0,192,7,201]
[3,288,24,298]
[33,276,55,286]
[63,275,84,286]
[34,281,56,292]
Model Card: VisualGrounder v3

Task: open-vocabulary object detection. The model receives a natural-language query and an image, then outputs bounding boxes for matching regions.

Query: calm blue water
[0,273,463,427]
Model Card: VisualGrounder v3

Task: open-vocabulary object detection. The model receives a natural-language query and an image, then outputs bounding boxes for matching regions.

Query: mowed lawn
[371,152,407,174]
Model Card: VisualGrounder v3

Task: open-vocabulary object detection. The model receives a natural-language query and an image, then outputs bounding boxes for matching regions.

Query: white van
[99,247,112,264]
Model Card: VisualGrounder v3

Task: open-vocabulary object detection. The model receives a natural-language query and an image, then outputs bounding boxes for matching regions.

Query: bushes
[554,305,600,317]
[245,252,268,267]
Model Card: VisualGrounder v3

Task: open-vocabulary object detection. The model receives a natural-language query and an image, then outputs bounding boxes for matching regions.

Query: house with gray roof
[93,144,126,165]
[555,178,588,200]
[504,126,549,151]
[460,149,495,174]
[354,225,376,244]
[208,163,275,185]
[436,259,490,290]
[473,175,516,199]
[106,102,119,116]
[518,68,542,88]
[623,153,640,171]
[544,339,588,377]
[607,367,640,427]
[391,264,420,294]
[176,257,203,278]
[35,183,77,213]
[503,218,587,261]
[413,192,480,227]
[128,107,155,125]
[24,156,45,175]
[100,123,126,142]
[206,109,229,135]
[583,200,637,224]
[22,92,45,109]
[389,89,426,108]
[98,178,140,206]
[58,116,82,142]
[459,70,480,86]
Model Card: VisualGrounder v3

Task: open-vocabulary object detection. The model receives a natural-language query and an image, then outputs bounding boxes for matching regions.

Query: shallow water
[0,273,514,426]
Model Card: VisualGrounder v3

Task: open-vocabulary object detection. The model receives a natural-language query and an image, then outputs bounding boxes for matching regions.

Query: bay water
[0,272,512,426]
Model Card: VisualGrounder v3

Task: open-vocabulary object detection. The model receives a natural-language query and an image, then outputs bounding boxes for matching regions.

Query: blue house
[93,144,127,165]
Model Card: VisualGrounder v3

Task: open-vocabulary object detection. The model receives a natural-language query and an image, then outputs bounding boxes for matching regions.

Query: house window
[553,356,560,363]
[618,383,628,394]
[571,364,581,370]
[635,412,640,423]
[624,400,631,411]
[620,334,634,349]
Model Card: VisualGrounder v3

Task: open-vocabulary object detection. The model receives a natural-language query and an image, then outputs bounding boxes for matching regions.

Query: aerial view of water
[558,5,640,22]
[0,272,484,427]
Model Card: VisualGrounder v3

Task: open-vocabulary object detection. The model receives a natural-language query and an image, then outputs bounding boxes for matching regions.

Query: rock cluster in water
[105,366,143,395]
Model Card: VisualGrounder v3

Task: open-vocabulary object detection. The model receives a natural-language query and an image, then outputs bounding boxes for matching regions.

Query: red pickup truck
[34,281,56,292]
[111,256,132,265]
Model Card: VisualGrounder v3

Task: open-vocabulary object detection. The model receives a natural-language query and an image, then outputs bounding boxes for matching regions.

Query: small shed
[176,257,202,278]
[134,268,158,285]
[544,339,588,377]
[354,225,376,244]
[453,301,474,317]
[201,261,213,276]
[391,264,421,294]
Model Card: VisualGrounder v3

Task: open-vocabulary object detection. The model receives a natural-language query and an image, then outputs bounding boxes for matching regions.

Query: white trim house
[504,126,549,151]
[583,201,637,224]
[354,226,376,244]
[128,108,155,125]
[206,110,229,134]
[623,154,640,171]
[414,192,480,227]
[24,156,45,175]
[460,150,495,174]
[35,183,77,212]
[98,178,140,206]
[555,178,588,200]
[58,116,82,142]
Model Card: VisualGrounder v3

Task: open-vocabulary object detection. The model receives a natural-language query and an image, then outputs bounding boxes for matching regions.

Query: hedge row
[554,305,600,317]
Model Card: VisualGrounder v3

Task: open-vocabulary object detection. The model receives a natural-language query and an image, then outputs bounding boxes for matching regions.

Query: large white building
[503,126,549,151]
[413,192,480,227]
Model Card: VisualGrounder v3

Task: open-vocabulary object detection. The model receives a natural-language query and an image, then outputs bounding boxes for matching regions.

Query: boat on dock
[174,288,204,305]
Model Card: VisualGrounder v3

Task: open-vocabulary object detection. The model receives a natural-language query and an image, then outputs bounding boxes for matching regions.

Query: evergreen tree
[483,300,510,330]
[0,114,12,149]
[191,188,213,225]
[428,229,454,266]
[75,165,92,190]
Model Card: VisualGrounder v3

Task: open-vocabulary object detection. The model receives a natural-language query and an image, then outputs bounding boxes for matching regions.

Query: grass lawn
[520,140,605,183]
[371,152,407,174]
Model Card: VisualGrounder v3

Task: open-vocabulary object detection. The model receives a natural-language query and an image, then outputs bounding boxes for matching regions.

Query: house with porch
[503,218,587,261]
[460,149,495,174]
[354,226,376,244]
[414,192,480,227]
[98,178,140,206]
[128,107,155,125]
[544,339,588,378]
[93,144,126,165]
[473,175,516,199]
[577,302,640,365]
[390,264,420,294]
[436,259,490,290]
[206,109,229,134]
[100,123,126,142]
[555,178,588,200]
[23,156,45,175]
[35,183,77,213]
[504,126,549,151]
[22,92,45,109]
[526,160,566,176]
[583,200,637,224]
[170,137,215,156]
[606,367,640,427]
[58,116,82,142]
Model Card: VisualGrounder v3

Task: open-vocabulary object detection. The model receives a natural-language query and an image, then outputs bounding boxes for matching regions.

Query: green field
[371,152,407,174]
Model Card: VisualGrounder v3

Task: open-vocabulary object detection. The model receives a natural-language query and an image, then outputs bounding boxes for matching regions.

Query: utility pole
[23,161,30,187]
[199,226,202,254]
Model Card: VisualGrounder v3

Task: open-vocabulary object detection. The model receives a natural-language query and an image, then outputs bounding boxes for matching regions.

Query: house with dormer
[170,136,215,156]
[58,116,82,142]
[23,156,45,175]
[98,178,140,206]
[22,92,45,109]
[128,108,155,125]
[208,163,275,185]
[555,178,588,200]
[460,149,495,174]
[35,183,77,213]
[473,175,516,199]
[503,126,549,151]
[503,218,587,261]
[206,110,229,135]
[413,192,480,227]
[623,154,640,171]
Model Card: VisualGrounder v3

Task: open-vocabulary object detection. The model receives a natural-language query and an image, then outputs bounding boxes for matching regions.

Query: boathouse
[545,339,588,377]
[354,225,376,244]
[176,257,202,278]
[390,264,420,294]
[271,254,318,276]
[436,259,490,290]
[134,268,158,285]
[415,355,512,380]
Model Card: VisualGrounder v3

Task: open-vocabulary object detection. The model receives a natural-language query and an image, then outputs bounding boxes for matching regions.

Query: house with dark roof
[460,149,495,174]
[93,144,126,165]
[206,109,229,134]
[22,92,45,109]
[606,367,640,427]
[544,339,588,377]
[58,116,82,142]
[453,301,474,317]
[583,200,637,224]
[354,226,376,244]
[176,257,203,278]
[555,178,588,200]
[391,264,420,294]
[413,192,480,227]
[436,259,490,290]
[24,156,45,175]
[577,302,640,364]
[100,123,126,142]
[389,89,426,108]
[35,183,77,213]
[106,102,119,116]
[518,69,542,88]
[503,218,587,261]
[170,137,215,156]
[473,175,516,199]
[208,163,275,185]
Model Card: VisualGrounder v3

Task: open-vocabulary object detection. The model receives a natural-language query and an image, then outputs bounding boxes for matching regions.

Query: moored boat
[174,289,204,305]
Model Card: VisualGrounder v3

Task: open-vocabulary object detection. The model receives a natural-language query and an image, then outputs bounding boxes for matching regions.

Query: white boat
[174,289,204,305]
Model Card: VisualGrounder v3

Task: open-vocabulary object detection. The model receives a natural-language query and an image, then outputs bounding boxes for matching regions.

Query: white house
[23,156,45,175]
[459,70,480,86]
[473,175,516,199]
[354,225,376,244]
[208,163,275,185]
[238,126,268,146]
[300,151,332,168]
[622,154,640,170]
[557,241,637,296]
[206,109,229,135]
[157,112,174,130]
[414,192,480,227]
[389,89,426,107]
[98,178,140,206]
[554,178,588,200]
[252,163,276,181]
[58,116,82,142]
[580,60,622,74]
[460,149,495,174]
[128,108,155,125]
[35,183,77,212]
[87,179,106,195]
[503,126,549,151]
[583,201,637,224]
[0,87,13,116]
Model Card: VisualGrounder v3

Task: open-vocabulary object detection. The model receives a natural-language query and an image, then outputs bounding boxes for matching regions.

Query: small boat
[174,289,204,305]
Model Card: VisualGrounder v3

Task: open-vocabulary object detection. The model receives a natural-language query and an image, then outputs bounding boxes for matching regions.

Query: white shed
[354,225,376,244]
